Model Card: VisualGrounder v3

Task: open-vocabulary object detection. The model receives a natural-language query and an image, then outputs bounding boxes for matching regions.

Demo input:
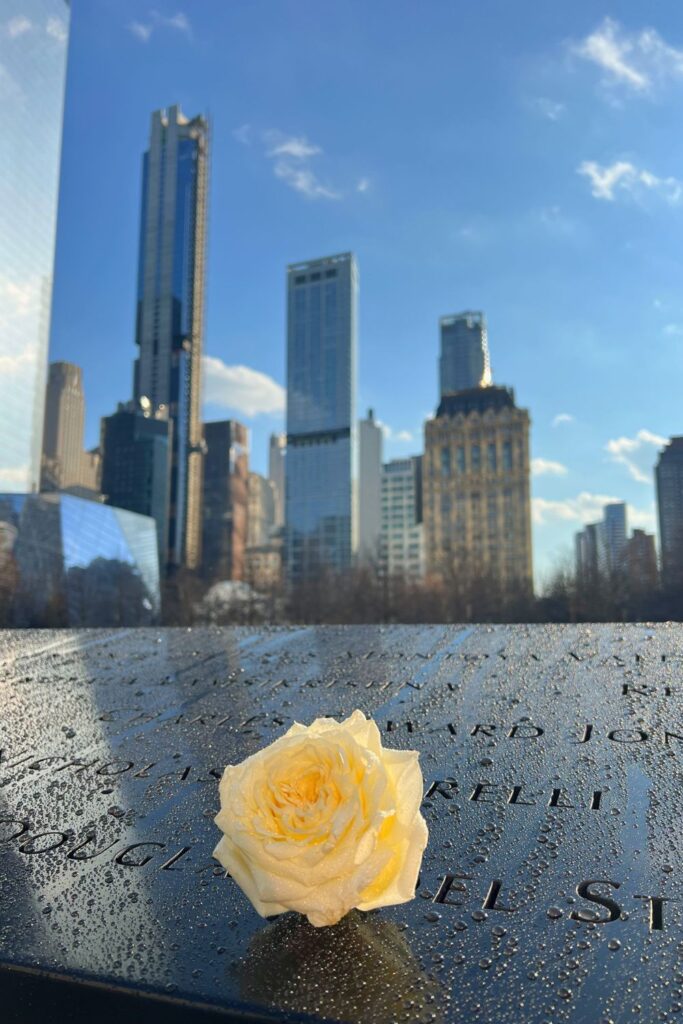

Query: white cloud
[6,16,32,37]
[128,10,191,42]
[236,125,364,201]
[273,161,340,200]
[158,11,191,34]
[265,133,321,160]
[663,323,683,336]
[45,16,67,43]
[574,18,683,94]
[233,124,252,145]
[263,130,339,200]
[128,21,152,41]
[532,458,568,477]
[605,428,666,484]
[533,492,656,532]
[575,18,650,91]
[534,97,565,120]
[552,413,574,427]
[578,159,682,204]
[202,356,285,417]
[356,177,371,193]
[376,420,413,443]
[537,205,576,236]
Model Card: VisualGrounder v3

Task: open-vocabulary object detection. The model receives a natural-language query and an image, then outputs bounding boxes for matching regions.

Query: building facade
[41,362,100,494]
[656,437,683,581]
[247,472,277,548]
[202,420,248,582]
[0,0,70,492]
[602,502,627,573]
[100,400,171,561]
[358,408,383,564]
[285,252,358,582]
[626,529,658,592]
[576,506,628,581]
[575,522,603,586]
[424,386,533,599]
[0,492,160,626]
[439,312,491,398]
[133,105,208,571]
[268,433,286,528]
[380,456,424,580]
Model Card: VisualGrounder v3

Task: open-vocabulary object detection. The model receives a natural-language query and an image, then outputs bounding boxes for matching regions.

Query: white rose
[213,709,429,927]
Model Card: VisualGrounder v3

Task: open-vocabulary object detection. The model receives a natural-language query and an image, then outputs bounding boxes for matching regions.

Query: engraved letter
[115,842,166,867]
[634,895,673,932]
[570,880,621,923]
[433,872,473,905]
[482,879,516,912]
[507,725,544,739]
[470,783,497,803]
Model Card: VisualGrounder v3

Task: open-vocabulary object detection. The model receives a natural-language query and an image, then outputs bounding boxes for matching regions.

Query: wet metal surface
[1,624,683,1022]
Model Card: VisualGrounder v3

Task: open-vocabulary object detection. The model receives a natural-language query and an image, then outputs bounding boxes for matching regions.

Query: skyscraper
[358,408,383,562]
[602,502,627,573]
[247,472,277,547]
[100,399,172,561]
[656,437,683,581]
[380,456,424,580]
[41,362,100,494]
[202,420,248,582]
[575,522,603,586]
[285,253,358,582]
[0,1,70,492]
[268,433,286,528]
[625,529,658,592]
[424,386,533,600]
[133,105,208,571]
[439,312,491,398]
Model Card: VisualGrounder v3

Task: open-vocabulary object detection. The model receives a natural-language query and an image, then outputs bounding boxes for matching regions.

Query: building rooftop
[435,384,516,418]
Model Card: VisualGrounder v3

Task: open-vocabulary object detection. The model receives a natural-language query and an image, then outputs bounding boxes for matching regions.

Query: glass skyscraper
[0,0,70,492]
[133,106,208,571]
[100,400,172,563]
[0,493,160,626]
[285,253,358,582]
[656,437,683,581]
[202,420,249,582]
[439,311,491,397]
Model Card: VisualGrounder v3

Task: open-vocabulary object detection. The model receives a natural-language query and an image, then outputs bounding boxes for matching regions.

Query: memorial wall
[1,624,682,1022]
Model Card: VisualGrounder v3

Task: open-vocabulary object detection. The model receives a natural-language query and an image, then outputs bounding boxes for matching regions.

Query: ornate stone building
[424,386,533,601]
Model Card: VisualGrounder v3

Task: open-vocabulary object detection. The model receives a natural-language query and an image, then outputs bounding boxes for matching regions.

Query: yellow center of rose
[279,765,327,807]
[253,742,368,843]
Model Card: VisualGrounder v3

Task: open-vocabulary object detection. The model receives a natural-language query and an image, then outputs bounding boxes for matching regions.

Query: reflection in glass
[0,493,160,625]
[0,0,70,492]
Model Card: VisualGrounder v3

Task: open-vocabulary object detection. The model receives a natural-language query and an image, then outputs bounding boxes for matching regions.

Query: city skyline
[32,1,683,583]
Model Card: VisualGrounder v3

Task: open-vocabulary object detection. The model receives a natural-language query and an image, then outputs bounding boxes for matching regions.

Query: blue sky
[47,1,683,585]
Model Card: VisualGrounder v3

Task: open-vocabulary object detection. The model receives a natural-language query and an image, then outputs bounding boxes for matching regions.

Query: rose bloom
[213,709,429,927]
